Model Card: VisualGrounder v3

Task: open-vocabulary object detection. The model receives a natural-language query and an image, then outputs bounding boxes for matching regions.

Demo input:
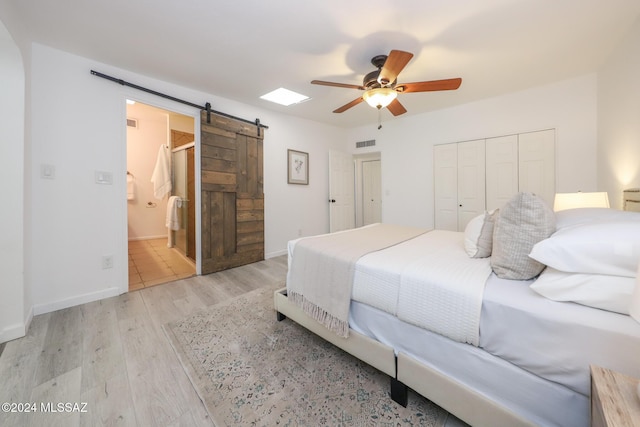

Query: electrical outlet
[102,255,113,269]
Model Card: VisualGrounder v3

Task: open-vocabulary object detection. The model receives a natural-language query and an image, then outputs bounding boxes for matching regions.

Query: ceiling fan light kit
[363,87,397,109]
[311,49,462,122]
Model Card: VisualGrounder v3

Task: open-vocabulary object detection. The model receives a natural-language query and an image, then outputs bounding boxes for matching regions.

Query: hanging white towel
[127,174,135,200]
[166,196,181,231]
[151,144,171,200]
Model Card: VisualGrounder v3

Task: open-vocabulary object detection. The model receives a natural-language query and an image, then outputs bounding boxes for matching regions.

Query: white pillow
[530,267,635,314]
[529,220,640,277]
[464,210,498,258]
[555,208,640,230]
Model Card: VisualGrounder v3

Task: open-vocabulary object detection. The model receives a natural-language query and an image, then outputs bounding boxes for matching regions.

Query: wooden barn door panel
[200,112,264,274]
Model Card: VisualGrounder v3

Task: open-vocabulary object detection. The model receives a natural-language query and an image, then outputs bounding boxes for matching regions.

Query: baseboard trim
[0,322,27,344]
[265,249,287,259]
[32,287,121,316]
[0,306,34,344]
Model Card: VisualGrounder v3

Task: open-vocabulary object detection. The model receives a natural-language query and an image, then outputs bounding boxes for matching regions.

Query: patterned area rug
[164,285,448,426]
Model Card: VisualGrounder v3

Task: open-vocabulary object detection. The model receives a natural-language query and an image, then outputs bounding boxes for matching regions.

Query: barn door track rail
[90,70,268,134]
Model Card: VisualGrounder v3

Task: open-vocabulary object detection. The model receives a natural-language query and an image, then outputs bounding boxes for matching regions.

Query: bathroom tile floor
[128,238,195,291]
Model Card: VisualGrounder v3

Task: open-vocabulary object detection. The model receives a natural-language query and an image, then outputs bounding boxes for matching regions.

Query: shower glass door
[172,148,188,256]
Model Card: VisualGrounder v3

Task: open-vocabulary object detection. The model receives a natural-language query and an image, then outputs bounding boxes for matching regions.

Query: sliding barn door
[200,111,264,274]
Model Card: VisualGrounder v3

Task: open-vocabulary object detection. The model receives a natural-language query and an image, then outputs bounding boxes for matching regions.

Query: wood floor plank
[113,291,148,322]
[80,372,137,427]
[0,314,51,427]
[28,366,82,427]
[79,298,126,393]
[127,358,192,426]
[34,307,83,386]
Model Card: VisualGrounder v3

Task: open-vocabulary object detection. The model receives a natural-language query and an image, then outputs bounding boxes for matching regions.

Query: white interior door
[329,150,355,233]
[362,160,382,225]
[457,140,486,230]
[519,129,555,208]
[486,135,518,211]
[434,144,458,231]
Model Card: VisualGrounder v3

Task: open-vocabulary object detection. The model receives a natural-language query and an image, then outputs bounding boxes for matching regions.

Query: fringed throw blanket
[287,224,427,338]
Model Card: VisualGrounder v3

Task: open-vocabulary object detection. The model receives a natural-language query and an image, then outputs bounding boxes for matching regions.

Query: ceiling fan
[311,50,462,116]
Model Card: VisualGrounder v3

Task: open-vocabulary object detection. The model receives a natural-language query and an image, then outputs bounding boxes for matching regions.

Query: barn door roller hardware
[90,70,268,135]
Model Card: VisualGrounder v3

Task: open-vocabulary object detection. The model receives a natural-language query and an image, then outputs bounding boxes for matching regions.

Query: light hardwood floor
[0,256,288,427]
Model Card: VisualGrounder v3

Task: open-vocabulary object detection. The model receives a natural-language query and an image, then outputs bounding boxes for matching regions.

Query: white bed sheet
[480,273,640,396]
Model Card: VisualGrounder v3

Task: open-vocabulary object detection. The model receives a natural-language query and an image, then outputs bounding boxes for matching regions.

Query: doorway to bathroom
[126,100,196,291]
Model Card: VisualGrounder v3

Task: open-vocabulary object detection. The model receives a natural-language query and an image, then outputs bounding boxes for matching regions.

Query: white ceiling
[2,0,640,128]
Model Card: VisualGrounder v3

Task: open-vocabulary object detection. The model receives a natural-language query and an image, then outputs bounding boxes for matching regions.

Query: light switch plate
[95,170,113,185]
[40,164,55,179]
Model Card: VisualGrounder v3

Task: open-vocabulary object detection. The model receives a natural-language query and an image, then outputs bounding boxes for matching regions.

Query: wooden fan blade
[311,80,364,90]
[386,98,407,116]
[378,50,414,85]
[397,78,462,93]
[333,97,364,113]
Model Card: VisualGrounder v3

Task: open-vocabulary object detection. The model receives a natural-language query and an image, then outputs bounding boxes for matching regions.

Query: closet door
[519,129,555,208]
[200,112,264,274]
[457,140,486,230]
[434,144,458,231]
[486,135,518,211]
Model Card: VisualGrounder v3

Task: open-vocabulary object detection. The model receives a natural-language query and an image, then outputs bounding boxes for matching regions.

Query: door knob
[330,199,336,203]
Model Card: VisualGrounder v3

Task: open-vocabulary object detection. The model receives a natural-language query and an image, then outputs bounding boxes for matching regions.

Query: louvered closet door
[200,111,264,274]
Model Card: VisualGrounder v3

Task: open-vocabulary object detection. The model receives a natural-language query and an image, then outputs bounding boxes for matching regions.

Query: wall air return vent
[355,139,376,149]
[126,118,138,128]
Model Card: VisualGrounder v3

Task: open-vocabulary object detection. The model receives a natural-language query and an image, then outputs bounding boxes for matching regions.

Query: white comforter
[288,228,492,346]
[352,230,492,346]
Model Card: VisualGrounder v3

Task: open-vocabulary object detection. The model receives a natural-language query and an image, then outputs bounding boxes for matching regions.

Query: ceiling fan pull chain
[377,108,382,130]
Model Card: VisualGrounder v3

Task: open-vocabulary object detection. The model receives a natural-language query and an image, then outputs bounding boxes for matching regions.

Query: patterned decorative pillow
[491,192,556,280]
[464,209,499,258]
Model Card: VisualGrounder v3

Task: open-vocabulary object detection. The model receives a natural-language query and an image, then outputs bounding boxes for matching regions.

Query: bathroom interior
[126,100,196,291]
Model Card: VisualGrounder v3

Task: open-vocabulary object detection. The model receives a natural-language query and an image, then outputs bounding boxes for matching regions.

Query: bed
[274,194,640,427]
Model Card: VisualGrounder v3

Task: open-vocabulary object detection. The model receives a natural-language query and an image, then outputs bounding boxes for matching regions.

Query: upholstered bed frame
[273,288,537,427]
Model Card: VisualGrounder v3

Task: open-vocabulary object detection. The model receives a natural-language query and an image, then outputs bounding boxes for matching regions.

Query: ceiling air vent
[355,139,375,149]
[126,118,138,128]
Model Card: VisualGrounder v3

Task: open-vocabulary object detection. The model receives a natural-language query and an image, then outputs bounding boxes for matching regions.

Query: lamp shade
[631,263,640,323]
[553,192,610,212]
[362,88,397,109]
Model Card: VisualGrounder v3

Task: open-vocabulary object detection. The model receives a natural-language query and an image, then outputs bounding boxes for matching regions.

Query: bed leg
[390,377,408,407]
[276,311,287,322]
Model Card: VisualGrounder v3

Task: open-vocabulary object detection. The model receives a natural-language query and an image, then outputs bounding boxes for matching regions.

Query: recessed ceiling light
[260,88,310,106]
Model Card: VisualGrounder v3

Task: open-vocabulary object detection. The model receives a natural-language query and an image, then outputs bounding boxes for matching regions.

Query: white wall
[0,21,26,342]
[346,74,599,228]
[262,113,347,257]
[27,43,347,315]
[598,17,640,209]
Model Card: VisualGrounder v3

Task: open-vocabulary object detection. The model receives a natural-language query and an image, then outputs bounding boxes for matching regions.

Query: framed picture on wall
[287,149,309,185]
